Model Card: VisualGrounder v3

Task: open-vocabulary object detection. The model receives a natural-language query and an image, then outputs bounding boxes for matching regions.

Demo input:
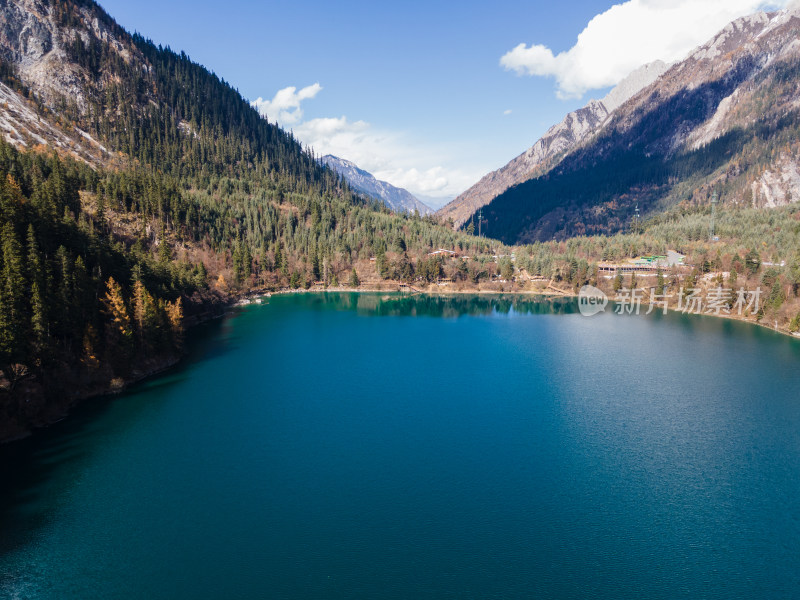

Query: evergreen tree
[131,279,158,346]
[655,269,665,296]
[27,225,48,353]
[0,222,26,382]
[745,248,761,275]
[613,270,624,292]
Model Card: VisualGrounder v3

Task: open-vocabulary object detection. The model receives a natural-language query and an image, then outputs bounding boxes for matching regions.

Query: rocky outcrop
[752,157,800,208]
[0,0,142,162]
[1,0,148,115]
[0,79,110,161]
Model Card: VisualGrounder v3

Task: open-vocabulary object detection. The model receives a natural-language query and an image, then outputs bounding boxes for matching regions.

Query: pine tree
[655,269,665,296]
[311,249,321,281]
[232,241,243,286]
[273,242,282,274]
[0,222,26,382]
[613,270,624,292]
[27,225,48,353]
[131,279,158,346]
[745,248,761,275]
[280,245,289,280]
[54,245,74,339]
[242,245,252,282]
[132,279,146,335]
[96,193,106,229]
[158,226,171,264]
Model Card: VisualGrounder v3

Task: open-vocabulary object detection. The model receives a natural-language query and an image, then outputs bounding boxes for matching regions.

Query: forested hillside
[0,0,485,439]
[469,8,800,245]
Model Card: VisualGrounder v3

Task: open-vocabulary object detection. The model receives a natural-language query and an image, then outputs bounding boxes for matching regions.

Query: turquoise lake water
[1,293,799,599]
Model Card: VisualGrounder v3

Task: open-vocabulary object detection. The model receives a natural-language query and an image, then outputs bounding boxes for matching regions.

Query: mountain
[319,155,432,215]
[438,60,669,228]
[0,0,479,440]
[472,5,800,244]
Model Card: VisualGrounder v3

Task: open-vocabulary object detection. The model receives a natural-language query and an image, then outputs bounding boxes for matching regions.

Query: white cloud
[503,109,513,115]
[501,0,790,98]
[294,116,477,197]
[251,83,322,125]
[251,85,487,198]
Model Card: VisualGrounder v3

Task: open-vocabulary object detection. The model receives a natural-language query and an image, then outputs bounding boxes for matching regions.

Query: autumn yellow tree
[166,297,184,350]
[131,279,158,346]
[103,277,132,338]
[102,277,133,372]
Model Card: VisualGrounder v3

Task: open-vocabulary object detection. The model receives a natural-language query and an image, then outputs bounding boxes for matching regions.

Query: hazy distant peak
[319,155,432,215]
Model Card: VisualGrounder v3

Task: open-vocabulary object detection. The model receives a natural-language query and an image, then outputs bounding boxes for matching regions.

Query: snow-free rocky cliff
[0,0,139,163]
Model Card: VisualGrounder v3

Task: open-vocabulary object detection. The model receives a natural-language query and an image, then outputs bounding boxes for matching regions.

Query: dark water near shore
[1,293,799,599]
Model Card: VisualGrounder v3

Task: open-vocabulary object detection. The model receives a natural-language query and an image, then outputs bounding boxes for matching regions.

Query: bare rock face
[752,157,800,208]
[1,0,80,109]
[0,0,142,161]
[438,61,669,228]
[0,0,138,115]
[0,0,52,57]
[437,101,609,229]
[0,79,109,161]
[598,5,800,196]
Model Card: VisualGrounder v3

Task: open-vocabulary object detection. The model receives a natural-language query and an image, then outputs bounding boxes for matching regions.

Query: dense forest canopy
[2,0,800,441]
[0,0,490,431]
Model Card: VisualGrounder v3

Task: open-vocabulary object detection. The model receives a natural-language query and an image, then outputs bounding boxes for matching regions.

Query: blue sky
[98,0,788,206]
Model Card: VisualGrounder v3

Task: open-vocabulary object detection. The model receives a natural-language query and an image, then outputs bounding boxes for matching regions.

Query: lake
[1,293,799,599]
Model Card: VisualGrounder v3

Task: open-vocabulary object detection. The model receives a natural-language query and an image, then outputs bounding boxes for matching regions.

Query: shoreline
[4,283,797,444]
[241,284,800,341]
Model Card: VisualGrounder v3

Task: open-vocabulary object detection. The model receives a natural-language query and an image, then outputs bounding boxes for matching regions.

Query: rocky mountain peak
[437,59,669,228]
[319,155,432,215]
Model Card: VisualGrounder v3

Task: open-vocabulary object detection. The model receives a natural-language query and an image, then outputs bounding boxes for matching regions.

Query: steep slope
[0,0,340,189]
[438,60,669,228]
[319,155,432,215]
[0,0,482,441]
[475,5,800,244]
[0,78,110,162]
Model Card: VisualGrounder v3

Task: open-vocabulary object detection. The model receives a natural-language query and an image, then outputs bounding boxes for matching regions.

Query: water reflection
[270,291,580,319]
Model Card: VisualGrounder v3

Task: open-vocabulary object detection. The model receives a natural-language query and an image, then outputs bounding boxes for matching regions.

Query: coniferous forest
[4,0,800,440]
[0,0,489,437]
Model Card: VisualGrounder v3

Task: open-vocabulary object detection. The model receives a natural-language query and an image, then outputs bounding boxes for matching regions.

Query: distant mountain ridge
[438,60,670,227]
[319,155,432,215]
[470,4,800,244]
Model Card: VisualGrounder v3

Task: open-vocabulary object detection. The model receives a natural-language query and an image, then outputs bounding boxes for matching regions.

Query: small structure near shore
[598,250,686,274]
[427,249,459,258]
